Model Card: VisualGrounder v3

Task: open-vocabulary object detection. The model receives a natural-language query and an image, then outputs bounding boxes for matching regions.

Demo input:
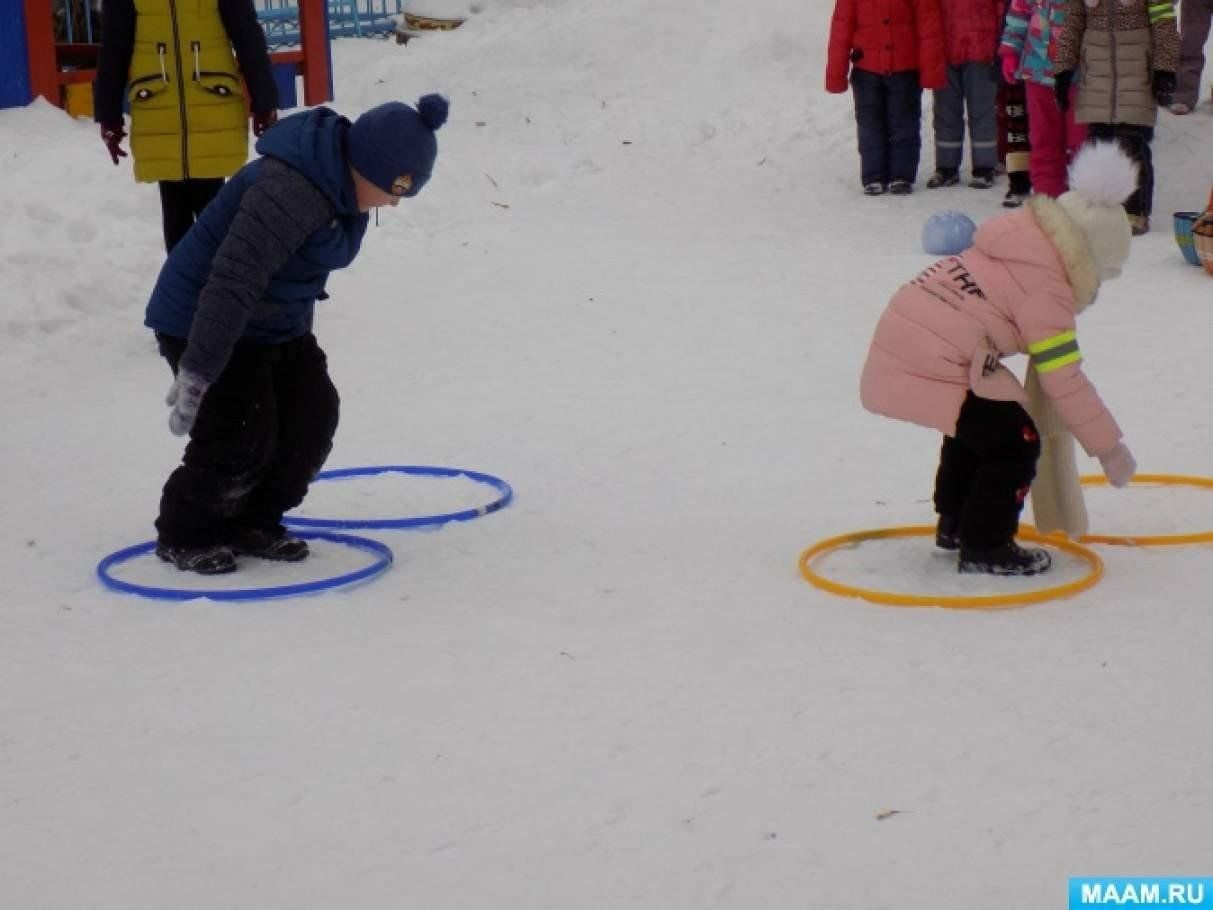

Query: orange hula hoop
[798,526,1103,610]
[1072,474,1213,546]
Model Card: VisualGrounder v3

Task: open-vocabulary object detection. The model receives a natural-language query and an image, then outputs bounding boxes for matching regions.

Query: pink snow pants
[1026,82,1087,197]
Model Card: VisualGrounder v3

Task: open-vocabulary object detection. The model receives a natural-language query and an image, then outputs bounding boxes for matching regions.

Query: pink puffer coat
[859,195,1122,458]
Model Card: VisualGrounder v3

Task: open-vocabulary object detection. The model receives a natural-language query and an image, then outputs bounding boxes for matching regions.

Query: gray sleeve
[180,160,336,383]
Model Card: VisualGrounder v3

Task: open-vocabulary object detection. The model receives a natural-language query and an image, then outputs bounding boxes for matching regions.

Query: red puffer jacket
[826,0,948,93]
[938,0,1004,64]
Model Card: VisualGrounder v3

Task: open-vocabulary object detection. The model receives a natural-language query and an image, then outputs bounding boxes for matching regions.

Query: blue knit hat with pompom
[348,94,449,197]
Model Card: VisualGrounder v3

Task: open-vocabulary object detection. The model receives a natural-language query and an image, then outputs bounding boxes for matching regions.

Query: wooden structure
[0,0,332,111]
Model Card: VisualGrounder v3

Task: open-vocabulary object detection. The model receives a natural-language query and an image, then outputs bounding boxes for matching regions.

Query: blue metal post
[272,61,298,108]
[0,0,33,108]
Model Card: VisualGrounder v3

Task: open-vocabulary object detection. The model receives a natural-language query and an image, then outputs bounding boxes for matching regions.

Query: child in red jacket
[827,0,948,195]
[925,0,1005,189]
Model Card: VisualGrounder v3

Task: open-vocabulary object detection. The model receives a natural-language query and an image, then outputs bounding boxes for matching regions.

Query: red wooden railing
[21,0,330,109]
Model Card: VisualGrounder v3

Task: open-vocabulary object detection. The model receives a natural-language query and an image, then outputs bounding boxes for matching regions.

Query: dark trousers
[155,332,340,549]
[158,178,225,253]
[1086,123,1154,217]
[997,79,1032,193]
[1176,0,1213,108]
[933,392,1040,550]
[932,61,999,171]
[851,68,923,186]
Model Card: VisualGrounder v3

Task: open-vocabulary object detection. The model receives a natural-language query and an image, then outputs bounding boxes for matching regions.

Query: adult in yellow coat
[94,0,279,251]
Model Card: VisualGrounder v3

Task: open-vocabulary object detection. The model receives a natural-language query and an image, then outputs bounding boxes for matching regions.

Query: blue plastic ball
[921,210,977,256]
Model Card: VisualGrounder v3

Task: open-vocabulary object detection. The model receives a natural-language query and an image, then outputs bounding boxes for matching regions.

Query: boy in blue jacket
[145,95,449,574]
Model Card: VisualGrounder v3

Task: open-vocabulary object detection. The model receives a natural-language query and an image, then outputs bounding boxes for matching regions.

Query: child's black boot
[926,167,960,188]
[958,540,1051,576]
[935,514,960,551]
[968,167,996,189]
[156,543,238,575]
[230,526,310,562]
[1002,171,1031,208]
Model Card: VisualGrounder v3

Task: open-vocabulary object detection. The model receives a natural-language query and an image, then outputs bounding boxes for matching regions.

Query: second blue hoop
[284,464,514,531]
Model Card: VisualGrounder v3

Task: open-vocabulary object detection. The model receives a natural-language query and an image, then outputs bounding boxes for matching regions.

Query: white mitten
[1098,442,1137,489]
[166,369,210,437]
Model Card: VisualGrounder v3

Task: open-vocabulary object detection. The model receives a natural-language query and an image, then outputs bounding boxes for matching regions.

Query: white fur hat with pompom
[1055,142,1138,281]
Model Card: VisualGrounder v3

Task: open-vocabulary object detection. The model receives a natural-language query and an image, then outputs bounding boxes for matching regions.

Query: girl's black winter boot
[958,540,1051,576]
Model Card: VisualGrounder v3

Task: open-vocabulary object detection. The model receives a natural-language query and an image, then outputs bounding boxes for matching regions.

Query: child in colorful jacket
[926,0,1006,189]
[1053,0,1180,235]
[999,0,1088,198]
[826,0,948,195]
[144,96,448,574]
[995,0,1033,208]
[859,143,1138,575]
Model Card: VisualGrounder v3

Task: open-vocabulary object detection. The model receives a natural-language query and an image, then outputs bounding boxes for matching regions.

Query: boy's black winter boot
[935,514,960,551]
[926,168,959,188]
[156,543,238,575]
[968,167,996,189]
[229,526,310,562]
[958,541,1052,576]
[888,179,914,195]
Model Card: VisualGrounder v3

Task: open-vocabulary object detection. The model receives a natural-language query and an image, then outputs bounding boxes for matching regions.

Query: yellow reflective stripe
[1029,330,1082,373]
[1035,350,1082,373]
[1148,1,1176,22]
[1027,330,1076,355]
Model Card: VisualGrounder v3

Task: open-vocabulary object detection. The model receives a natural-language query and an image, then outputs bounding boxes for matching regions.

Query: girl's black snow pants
[158,178,225,254]
[933,392,1041,550]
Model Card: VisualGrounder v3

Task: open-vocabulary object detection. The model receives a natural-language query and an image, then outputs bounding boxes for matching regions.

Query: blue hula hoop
[283,464,514,531]
[96,531,394,602]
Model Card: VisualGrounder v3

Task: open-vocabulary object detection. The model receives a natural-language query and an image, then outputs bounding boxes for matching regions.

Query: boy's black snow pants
[155,332,340,549]
[933,392,1040,550]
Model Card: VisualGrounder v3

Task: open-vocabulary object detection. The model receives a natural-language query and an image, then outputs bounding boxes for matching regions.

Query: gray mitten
[1098,442,1137,488]
[166,369,210,436]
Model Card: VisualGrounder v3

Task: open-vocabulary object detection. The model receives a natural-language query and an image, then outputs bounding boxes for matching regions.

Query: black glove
[1152,70,1176,107]
[1054,70,1073,112]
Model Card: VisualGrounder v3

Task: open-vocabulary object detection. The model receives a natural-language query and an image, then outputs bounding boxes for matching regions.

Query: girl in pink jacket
[859,142,1138,575]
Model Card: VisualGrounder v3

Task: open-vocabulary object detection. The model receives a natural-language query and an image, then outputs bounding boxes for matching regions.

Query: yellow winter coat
[128,0,249,182]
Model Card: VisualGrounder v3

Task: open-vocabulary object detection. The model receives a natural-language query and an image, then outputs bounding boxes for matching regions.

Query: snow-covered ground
[2,2,1212,907]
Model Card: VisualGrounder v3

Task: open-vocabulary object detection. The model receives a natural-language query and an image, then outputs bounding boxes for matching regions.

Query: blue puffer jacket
[145,107,369,343]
